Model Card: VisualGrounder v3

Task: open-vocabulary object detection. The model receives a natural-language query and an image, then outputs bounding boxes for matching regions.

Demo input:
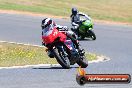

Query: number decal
[53,31,58,36]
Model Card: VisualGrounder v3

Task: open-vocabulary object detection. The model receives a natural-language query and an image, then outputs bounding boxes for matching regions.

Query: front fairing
[42,24,67,48]
[42,25,60,44]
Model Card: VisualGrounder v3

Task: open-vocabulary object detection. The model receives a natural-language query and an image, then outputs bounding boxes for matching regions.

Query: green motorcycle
[79,19,96,40]
[73,17,96,40]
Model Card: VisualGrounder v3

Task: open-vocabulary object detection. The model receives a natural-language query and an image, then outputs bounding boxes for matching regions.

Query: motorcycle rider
[41,18,84,58]
[70,8,91,38]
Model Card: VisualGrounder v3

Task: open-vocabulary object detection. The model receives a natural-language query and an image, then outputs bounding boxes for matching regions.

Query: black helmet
[72,8,78,15]
[41,18,53,29]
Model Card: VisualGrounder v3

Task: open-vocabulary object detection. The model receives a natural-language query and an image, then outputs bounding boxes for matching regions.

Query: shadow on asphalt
[78,38,94,41]
[32,66,79,69]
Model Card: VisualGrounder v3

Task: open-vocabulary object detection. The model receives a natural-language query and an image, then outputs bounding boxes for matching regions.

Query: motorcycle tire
[53,49,70,69]
[77,55,88,68]
[88,30,96,40]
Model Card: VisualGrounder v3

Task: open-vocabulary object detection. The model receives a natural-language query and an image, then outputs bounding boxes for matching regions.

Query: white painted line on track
[0,41,43,47]
[0,58,110,69]
[0,64,60,69]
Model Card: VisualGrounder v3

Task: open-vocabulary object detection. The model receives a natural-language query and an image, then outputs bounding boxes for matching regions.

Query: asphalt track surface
[0,13,132,88]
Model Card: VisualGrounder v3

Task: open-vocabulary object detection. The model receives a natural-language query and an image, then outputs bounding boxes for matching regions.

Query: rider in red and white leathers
[41,18,83,58]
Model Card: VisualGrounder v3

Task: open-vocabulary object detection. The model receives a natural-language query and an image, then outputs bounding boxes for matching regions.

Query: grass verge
[0,0,132,23]
[0,42,97,67]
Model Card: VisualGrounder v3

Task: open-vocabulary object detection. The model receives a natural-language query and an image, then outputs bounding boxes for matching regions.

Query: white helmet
[41,18,55,29]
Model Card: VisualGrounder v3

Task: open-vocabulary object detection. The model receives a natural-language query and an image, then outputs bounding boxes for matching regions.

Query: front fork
[57,45,68,57]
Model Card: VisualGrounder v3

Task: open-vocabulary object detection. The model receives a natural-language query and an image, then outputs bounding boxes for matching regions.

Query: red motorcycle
[42,25,88,69]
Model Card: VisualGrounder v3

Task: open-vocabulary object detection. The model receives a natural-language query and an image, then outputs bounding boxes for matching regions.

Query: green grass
[0,42,97,67]
[0,0,132,23]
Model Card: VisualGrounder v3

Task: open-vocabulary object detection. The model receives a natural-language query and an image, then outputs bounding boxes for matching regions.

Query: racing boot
[75,41,85,56]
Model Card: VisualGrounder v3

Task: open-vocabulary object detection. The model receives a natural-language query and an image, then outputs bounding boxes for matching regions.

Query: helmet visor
[41,19,52,28]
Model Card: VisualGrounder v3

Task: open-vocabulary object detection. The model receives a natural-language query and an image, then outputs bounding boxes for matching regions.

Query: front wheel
[53,49,70,69]
[88,30,96,40]
[77,55,88,68]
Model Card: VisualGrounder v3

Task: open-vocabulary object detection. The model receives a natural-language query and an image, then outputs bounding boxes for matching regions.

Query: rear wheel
[77,55,88,68]
[53,48,70,69]
[88,30,96,40]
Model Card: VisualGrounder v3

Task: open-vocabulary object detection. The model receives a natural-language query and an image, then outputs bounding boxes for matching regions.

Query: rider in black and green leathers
[70,8,91,38]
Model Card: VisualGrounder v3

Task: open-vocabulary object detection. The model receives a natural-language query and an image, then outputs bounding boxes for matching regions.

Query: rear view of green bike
[79,17,96,40]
